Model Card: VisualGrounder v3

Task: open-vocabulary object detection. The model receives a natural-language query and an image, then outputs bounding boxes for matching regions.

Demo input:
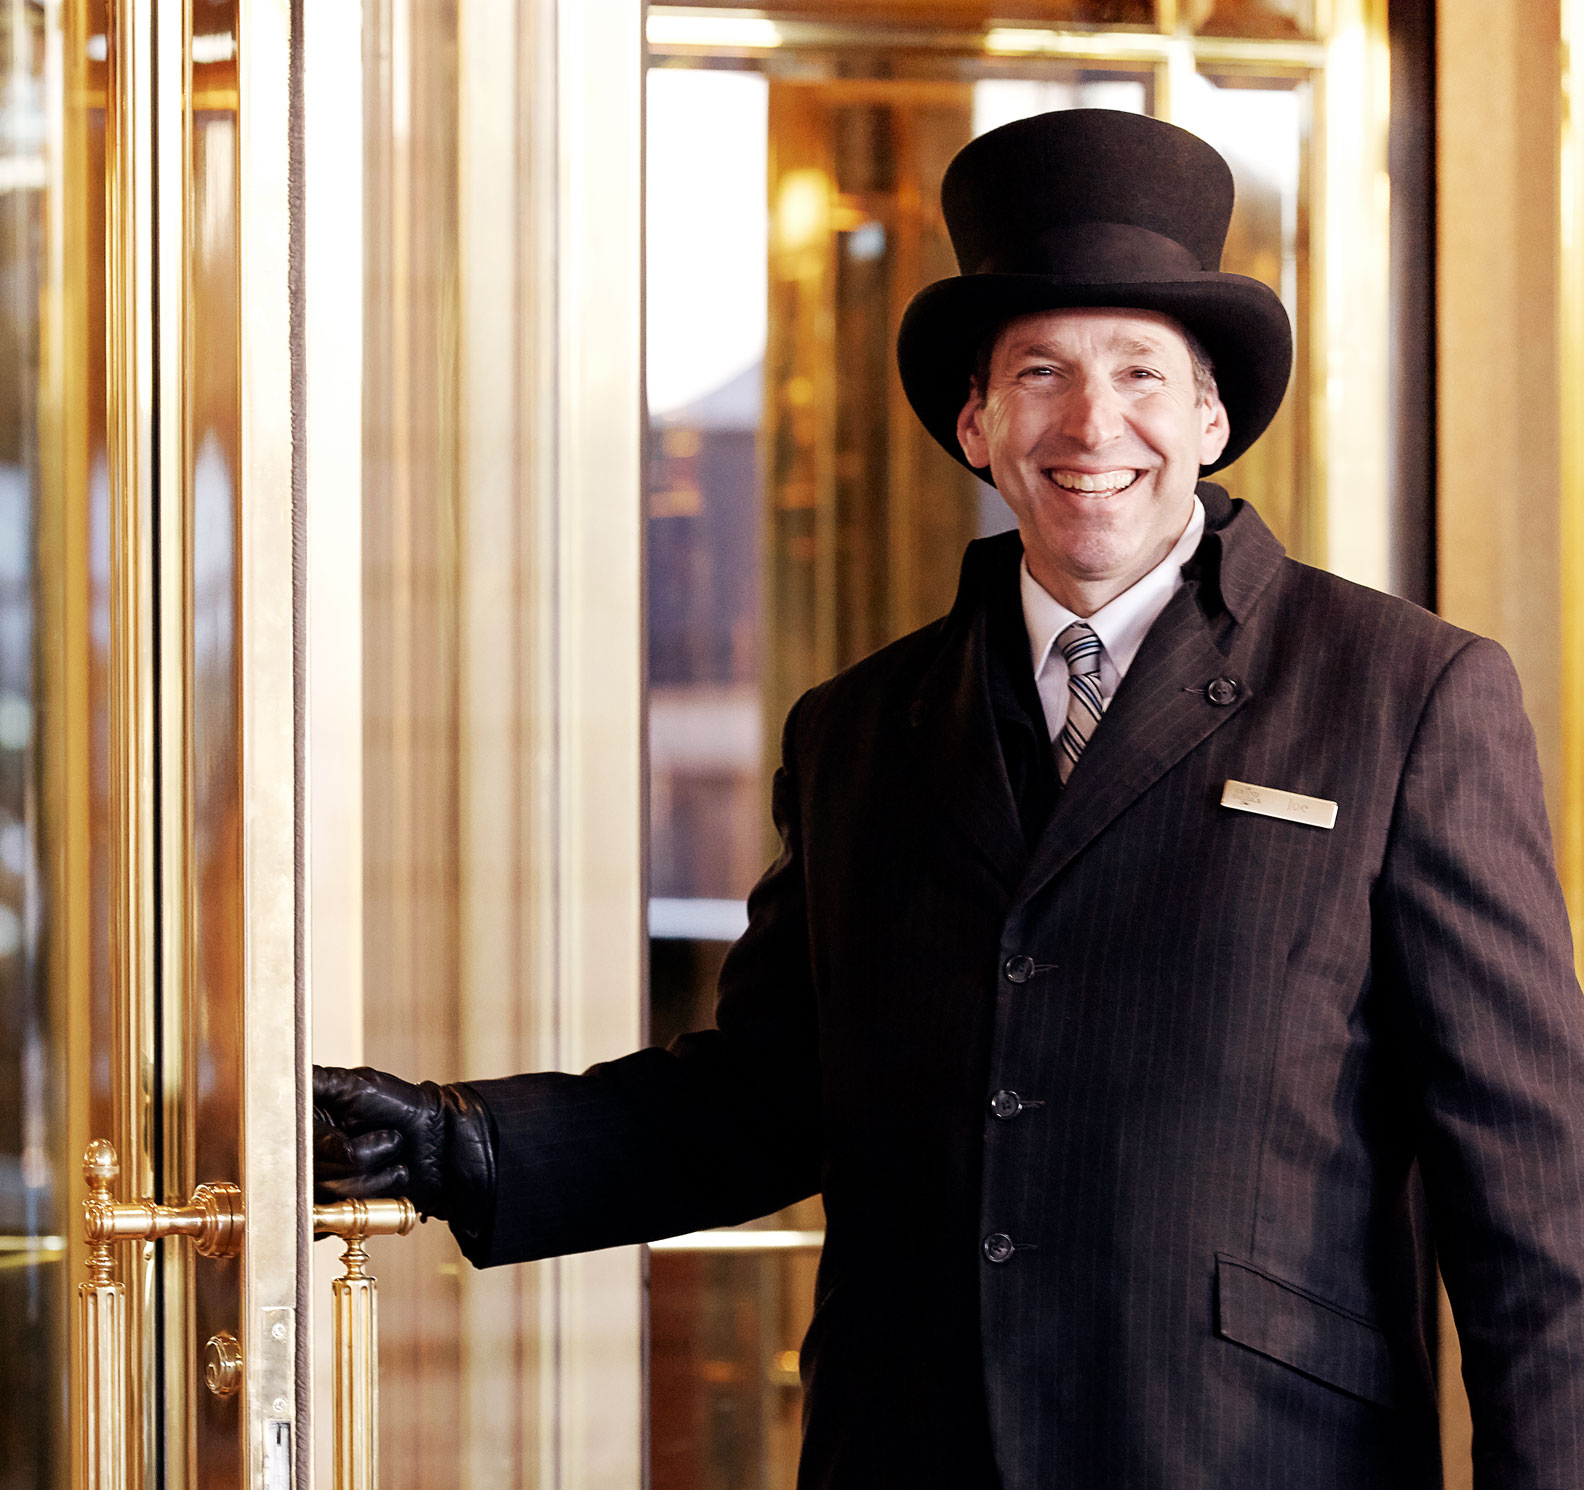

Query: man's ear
[957,386,991,469]
[1198,391,1231,467]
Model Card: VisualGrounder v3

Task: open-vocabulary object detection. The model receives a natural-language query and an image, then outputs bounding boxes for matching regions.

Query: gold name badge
[1220,779,1338,830]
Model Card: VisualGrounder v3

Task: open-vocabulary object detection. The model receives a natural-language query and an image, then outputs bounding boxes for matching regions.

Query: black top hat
[896,109,1293,479]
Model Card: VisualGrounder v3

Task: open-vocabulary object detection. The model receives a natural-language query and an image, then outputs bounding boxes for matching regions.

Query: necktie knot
[1054,621,1103,784]
[1058,621,1102,675]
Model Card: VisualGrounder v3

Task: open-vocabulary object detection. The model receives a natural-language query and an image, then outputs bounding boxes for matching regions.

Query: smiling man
[956,308,1228,614]
[315,111,1584,1489]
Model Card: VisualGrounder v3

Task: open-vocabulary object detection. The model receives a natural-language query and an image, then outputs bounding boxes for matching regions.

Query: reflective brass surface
[79,1143,250,1479]
[79,1275,126,1490]
[234,0,305,1478]
[312,1200,418,1244]
[104,0,166,1482]
[1563,0,1584,967]
[313,1199,416,1490]
[47,0,112,1481]
[78,1144,127,1490]
[204,1333,244,1401]
[181,1,249,1484]
[82,1143,244,1259]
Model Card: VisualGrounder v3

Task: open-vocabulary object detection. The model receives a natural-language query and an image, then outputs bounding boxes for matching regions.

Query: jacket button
[1003,955,1035,984]
[989,1090,1023,1119]
[1206,675,1240,706]
[983,1232,1016,1264]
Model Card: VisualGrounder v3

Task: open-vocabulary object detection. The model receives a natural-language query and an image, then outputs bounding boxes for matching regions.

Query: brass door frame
[79,0,305,1484]
[235,0,304,1483]
[102,0,162,1474]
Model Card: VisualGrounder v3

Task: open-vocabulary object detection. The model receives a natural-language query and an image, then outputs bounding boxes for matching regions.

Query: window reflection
[1177,70,1309,554]
[0,1,76,1486]
[972,75,1145,136]
[648,67,768,909]
[657,0,1156,25]
[1190,0,1312,39]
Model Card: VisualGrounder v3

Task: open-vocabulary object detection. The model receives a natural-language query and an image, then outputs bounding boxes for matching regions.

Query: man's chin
[1022,527,1174,608]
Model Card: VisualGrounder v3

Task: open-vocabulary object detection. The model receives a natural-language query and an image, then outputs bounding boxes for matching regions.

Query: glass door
[5,0,305,1486]
[302,0,649,1486]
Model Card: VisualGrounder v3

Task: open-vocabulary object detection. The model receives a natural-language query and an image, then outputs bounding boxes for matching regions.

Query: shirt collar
[1021,494,1206,682]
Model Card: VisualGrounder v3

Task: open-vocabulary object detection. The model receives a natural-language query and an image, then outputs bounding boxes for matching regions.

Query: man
[316,110,1584,1487]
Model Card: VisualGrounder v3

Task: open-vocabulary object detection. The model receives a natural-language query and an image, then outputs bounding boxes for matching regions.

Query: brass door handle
[83,1140,243,1257]
[77,1140,245,1490]
[314,1198,417,1490]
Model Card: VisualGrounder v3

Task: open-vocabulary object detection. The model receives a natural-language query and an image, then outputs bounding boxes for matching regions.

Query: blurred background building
[0,2,1578,1489]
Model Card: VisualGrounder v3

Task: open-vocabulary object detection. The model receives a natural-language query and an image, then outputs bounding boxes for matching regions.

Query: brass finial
[83,1139,119,1194]
[82,1140,120,1286]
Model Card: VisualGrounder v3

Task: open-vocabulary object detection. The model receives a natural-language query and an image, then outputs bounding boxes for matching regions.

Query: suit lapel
[1015,583,1247,902]
[1013,486,1285,904]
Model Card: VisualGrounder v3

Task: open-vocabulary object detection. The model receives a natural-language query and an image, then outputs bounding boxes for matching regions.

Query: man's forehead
[993,307,1192,360]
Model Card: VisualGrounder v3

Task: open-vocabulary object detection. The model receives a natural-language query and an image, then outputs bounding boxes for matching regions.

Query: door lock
[204,1331,244,1400]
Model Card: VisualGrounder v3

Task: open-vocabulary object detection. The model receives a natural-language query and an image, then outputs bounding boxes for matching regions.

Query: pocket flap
[1215,1254,1395,1407]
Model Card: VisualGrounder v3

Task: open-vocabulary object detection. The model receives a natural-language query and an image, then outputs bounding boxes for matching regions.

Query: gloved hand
[312,1064,497,1243]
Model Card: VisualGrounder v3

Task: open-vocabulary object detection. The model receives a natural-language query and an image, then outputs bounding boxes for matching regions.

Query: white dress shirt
[1021,495,1206,742]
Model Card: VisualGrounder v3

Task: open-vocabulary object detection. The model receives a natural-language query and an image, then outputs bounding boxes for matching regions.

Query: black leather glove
[313,1064,498,1245]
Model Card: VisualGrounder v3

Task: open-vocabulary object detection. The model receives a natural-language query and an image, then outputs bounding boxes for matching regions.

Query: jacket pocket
[1214,1254,1395,1408]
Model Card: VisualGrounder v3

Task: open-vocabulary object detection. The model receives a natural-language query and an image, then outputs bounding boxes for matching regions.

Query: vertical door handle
[77,1141,245,1490]
[313,1198,417,1490]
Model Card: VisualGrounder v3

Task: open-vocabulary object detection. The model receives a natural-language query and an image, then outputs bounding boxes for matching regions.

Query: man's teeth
[1050,470,1139,492]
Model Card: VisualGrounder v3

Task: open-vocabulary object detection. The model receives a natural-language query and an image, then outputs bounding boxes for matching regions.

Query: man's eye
[1125,366,1163,381]
[1018,365,1056,379]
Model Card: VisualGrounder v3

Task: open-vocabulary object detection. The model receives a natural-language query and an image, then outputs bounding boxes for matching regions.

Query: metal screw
[272,1397,289,1415]
[271,1322,287,1341]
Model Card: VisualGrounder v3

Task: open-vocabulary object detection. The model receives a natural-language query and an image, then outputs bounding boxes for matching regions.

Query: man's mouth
[1047,468,1141,494]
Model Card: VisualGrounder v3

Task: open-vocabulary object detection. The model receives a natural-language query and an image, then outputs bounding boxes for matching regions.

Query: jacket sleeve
[1374,636,1584,1486]
[458,698,824,1268]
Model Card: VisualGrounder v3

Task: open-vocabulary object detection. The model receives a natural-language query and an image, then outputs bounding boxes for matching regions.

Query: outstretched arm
[313,697,824,1267]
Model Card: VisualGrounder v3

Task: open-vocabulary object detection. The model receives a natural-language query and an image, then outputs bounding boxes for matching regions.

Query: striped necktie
[1054,620,1104,784]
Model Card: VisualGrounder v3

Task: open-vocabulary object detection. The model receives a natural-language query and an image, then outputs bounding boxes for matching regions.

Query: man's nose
[1060,379,1124,447]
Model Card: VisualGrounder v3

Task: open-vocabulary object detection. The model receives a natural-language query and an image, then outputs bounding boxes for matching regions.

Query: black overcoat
[466,486,1584,1489]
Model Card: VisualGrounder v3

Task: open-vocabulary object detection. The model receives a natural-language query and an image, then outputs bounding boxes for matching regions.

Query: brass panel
[185,3,247,1485]
[104,0,161,1483]
[1438,0,1567,869]
[156,1,199,1487]
[47,0,111,1485]
[662,0,1157,23]
[234,0,304,1486]
[1562,0,1584,966]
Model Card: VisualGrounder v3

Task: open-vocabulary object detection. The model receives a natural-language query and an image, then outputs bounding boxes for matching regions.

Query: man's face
[956,307,1230,614]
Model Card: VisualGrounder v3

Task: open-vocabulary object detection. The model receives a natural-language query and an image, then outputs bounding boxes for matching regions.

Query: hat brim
[896,272,1293,480]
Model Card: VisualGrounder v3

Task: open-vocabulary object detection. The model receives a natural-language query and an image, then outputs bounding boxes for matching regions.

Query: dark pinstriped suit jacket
[466,484,1584,1489]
